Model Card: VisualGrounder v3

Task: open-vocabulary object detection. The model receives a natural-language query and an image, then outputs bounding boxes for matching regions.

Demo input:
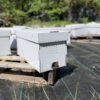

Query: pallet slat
[0,73,47,85]
[0,55,26,62]
[0,61,34,70]
[0,55,34,72]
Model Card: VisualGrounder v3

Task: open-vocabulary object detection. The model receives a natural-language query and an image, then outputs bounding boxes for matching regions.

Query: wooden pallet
[0,55,56,85]
[0,55,34,72]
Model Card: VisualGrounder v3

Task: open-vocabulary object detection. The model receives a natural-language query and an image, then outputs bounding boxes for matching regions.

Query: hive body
[16,28,68,73]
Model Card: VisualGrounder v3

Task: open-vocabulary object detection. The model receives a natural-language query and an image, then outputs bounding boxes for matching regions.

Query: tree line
[0,0,100,25]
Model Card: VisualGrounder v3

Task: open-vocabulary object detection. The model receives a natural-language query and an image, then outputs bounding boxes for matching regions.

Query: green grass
[25,20,79,27]
[11,81,100,100]
[23,18,100,27]
[12,85,17,100]
[61,78,79,100]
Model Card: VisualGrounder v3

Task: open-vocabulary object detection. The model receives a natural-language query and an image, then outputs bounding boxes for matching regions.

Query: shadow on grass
[40,63,77,84]
[55,63,77,83]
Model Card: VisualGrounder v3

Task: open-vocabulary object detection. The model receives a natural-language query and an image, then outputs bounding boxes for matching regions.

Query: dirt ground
[0,40,100,100]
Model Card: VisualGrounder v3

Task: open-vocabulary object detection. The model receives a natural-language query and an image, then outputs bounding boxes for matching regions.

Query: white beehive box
[66,24,88,38]
[16,28,69,73]
[87,22,100,37]
[0,28,11,55]
[10,26,30,50]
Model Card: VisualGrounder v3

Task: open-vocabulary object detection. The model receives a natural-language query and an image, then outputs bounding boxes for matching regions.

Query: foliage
[9,9,27,24]
[80,17,88,23]
[0,0,99,25]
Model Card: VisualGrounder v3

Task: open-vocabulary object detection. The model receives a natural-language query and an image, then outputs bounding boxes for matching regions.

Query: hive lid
[16,27,70,44]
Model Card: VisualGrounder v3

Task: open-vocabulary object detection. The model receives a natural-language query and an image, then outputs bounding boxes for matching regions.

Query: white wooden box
[0,28,11,55]
[66,24,88,38]
[87,22,100,37]
[16,28,69,73]
[10,26,29,49]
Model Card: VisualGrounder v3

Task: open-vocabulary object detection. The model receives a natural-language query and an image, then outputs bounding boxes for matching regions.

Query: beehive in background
[87,22,100,37]
[0,28,11,55]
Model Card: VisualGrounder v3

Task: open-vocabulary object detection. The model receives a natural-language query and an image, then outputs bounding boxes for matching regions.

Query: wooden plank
[72,39,100,45]
[0,55,26,62]
[0,61,35,72]
[48,69,57,85]
[0,55,36,72]
[0,73,47,85]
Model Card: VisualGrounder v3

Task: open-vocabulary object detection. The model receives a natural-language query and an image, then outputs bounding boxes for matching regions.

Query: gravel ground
[0,41,100,100]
